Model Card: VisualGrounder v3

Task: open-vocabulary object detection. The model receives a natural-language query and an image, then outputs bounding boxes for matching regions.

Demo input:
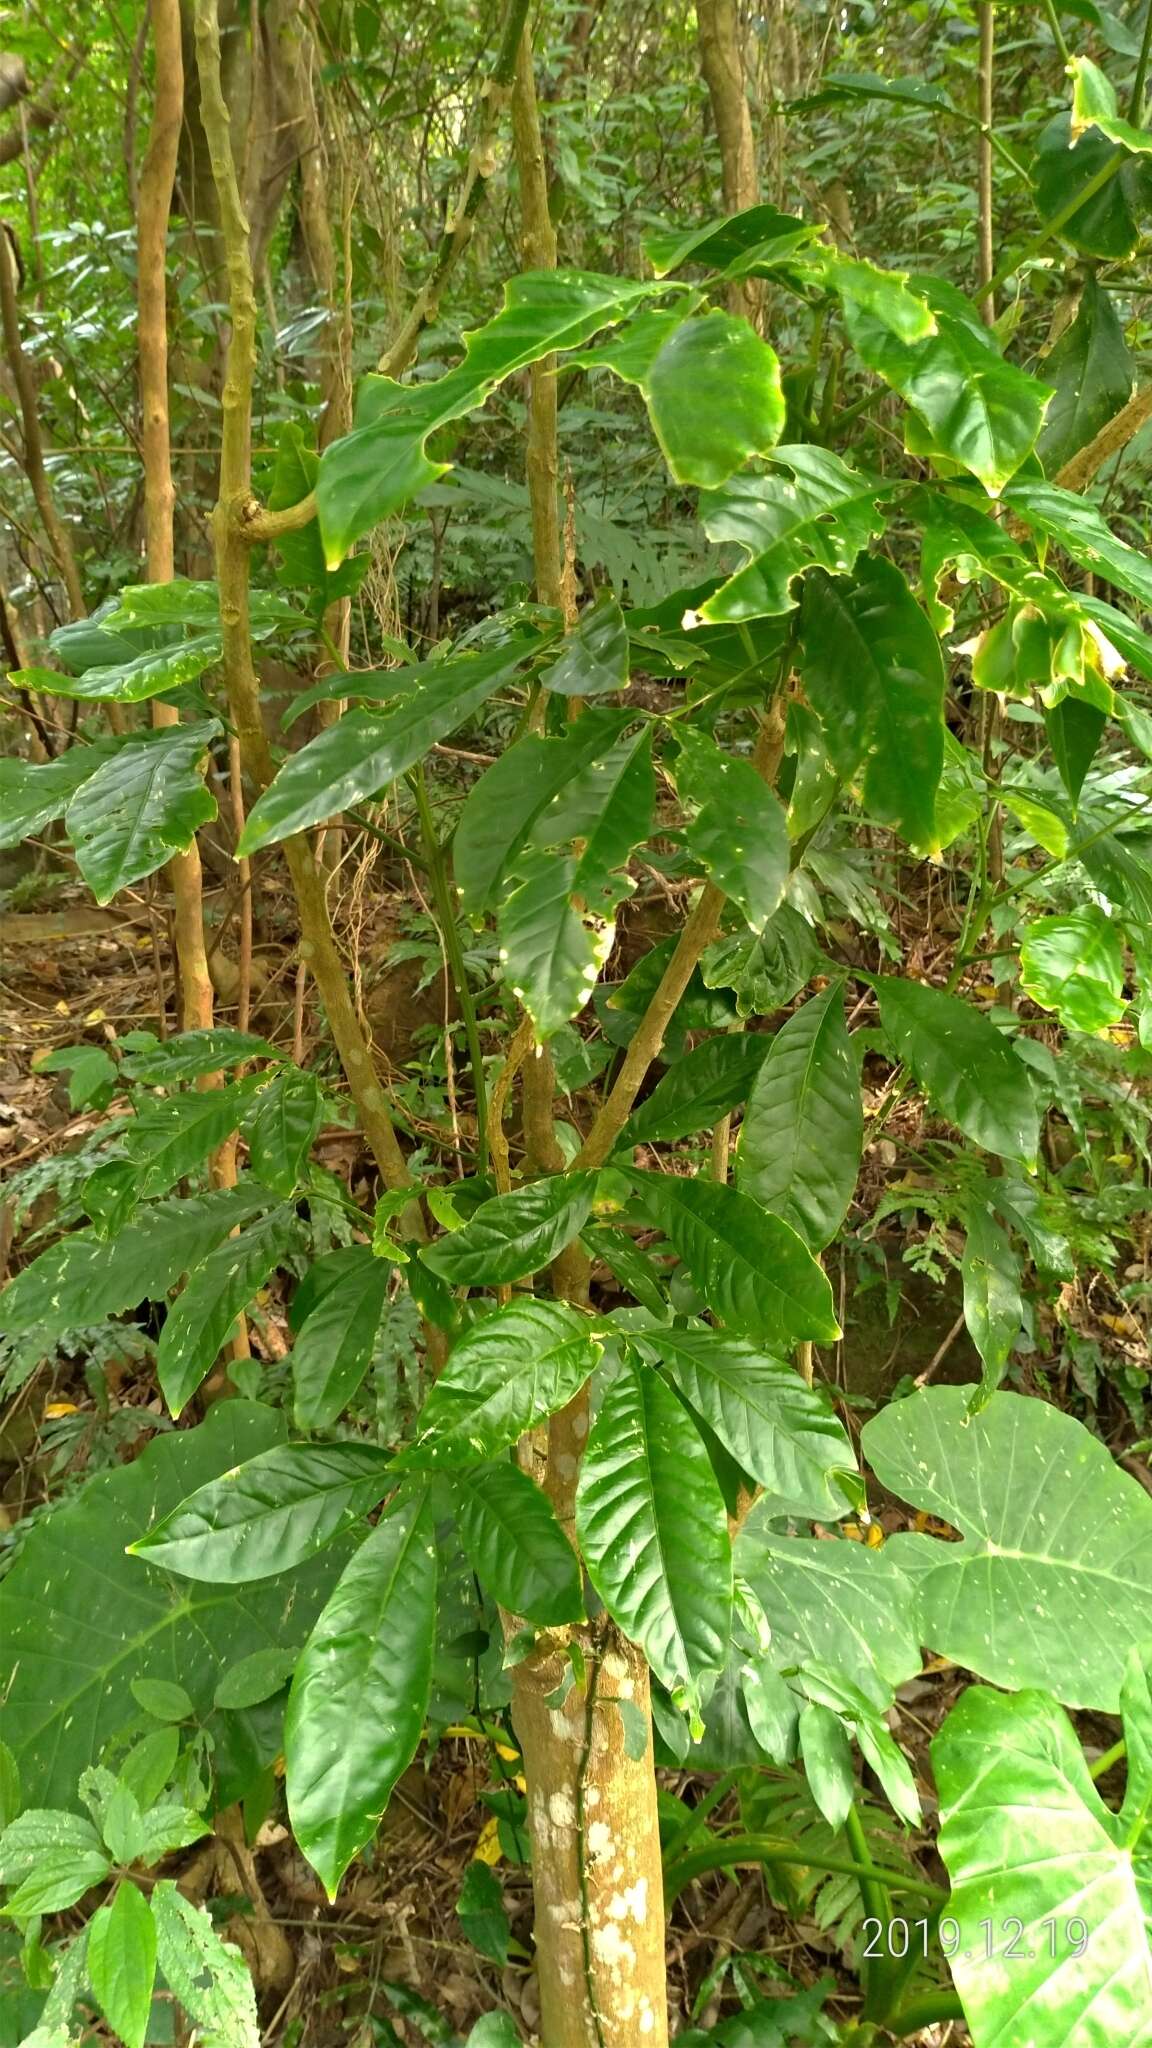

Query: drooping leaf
[736,984,862,1251]
[245,1068,323,1195]
[0,1403,351,1807]
[156,1206,306,1416]
[1037,276,1134,473]
[292,1245,394,1430]
[456,1461,584,1624]
[120,1030,279,1083]
[697,445,889,623]
[285,1492,437,1896]
[497,856,617,1037]
[813,248,936,342]
[673,728,789,932]
[394,1300,600,1469]
[1069,53,1152,155]
[422,1173,598,1287]
[131,1441,395,1582]
[876,977,1039,1164]
[575,1354,732,1706]
[454,709,631,915]
[0,741,121,852]
[642,202,819,277]
[123,1075,266,1197]
[960,1197,1024,1406]
[87,1883,156,2048]
[13,636,222,704]
[1046,693,1107,810]
[150,1882,259,2048]
[646,1324,856,1518]
[797,1702,855,1830]
[644,311,785,486]
[533,725,655,907]
[238,642,533,852]
[799,556,945,848]
[316,272,654,562]
[64,721,219,903]
[1004,478,1152,610]
[736,1509,922,1711]
[541,594,628,696]
[456,1862,511,1968]
[621,1030,771,1145]
[862,1386,1152,1708]
[0,1185,270,1341]
[1020,907,1127,1032]
[933,1683,1152,2048]
[625,1169,840,1348]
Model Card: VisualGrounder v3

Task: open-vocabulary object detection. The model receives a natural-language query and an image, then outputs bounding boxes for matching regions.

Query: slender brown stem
[511,31,562,612]
[976,5,995,326]
[0,220,86,624]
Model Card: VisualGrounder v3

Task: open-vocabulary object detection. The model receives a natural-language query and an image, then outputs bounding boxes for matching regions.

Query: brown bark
[139,0,215,1034]
[0,228,85,621]
[512,33,562,612]
[696,0,761,319]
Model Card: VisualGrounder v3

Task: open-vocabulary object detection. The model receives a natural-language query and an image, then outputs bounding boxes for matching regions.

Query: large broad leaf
[157,1206,306,1416]
[456,1461,583,1624]
[0,1402,352,1807]
[245,1068,323,1195]
[532,724,655,907]
[497,856,616,1037]
[150,1881,258,2048]
[454,709,632,915]
[0,741,121,851]
[736,1508,922,1710]
[316,271,654,562]
[575,1354,731,1707]
[646,1325,856,1518]
[130,1441,395,1582]
[1003,479,1152,610]
[239,643,531,852]
[394,1299,600,1468]
[422,1173,598,1286]
[960,1197,1024,1405]
[64,721,218,903]
[541,593,628,696]
[291,1245,394,1430]
[862,1386,1152,1709]
[285,1491,437,1896]
[120,1029,279,1083]
[736,984,861,1250]
[0,1185,270,1341]
[813,248,936,343]
[13,636,222,704]
[621,1030,771,1145]
[701,904,819,1018]
[643,202,819,278]
[1020,907,1126,1031]
[1037,275,1134,473]
[843,278,1051,493]
[876,977,1039,1164]
[673,728,789,933]
[124,1075,266,1197]
[1070,53,1152,156]
[625,1169,839,1348]
[799,556,945,848]
[1034,111,1147,259]
[933,1682,1152,2048]
[697,445,889,623]
[643,311,784,487]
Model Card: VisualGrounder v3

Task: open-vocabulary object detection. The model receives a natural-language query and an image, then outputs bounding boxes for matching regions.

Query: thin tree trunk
[139,0,215,1035]
[0,226,85,619]
[696,0,761,321]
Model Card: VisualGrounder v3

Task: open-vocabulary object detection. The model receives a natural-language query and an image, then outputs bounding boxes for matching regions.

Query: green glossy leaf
[422,1173,598,1287]
[799,556,945,848]
[0,1742,19,1832]
[13,635,221,704]
[0,741,120,851]
[157,1205,305,1416]
[239,642,532,852]
[497,858,615,1037]
[933,1683,1152,2048]
[150,1881,258,2048]
[582,1224,669,1318]
[799,68,955,111]
[1070,53,1152,154]
[844,278,1051,492]
[1037,276,1134,472]
[0,1404,351,1810]
[644,311,784,486]
[0,1810,104,1882]
[120,1029,279,1082]
[863,1385,1152,1708]
[454,709,631,915]
[700,903,819,1018]
[1046,694,1106,811]
[1035,110,1146,258]
[647,1325,855,1518]
[102,579,297,634]
[0,1185,270,1340]
[621,1030,771,1145]
[456,1461,584,1624]
[1021,907,1126,1031]
[1004,478,1152,609]
[541,594,628,696]
[697,445,889,623]
[456,1862,510,1967]
[552,726,655,905]
[88,1884,156,2048]
[736,1510,922,1710]
[292,1245,394,1430]
[575,1354,732,1704]
[625,1168,840,1347]
[674,728,789,931]
[395,1300,600,1468]
[813,248,935,342]
[643,203,818,277]
[961,1198,1023,1406]
[316,272,653,561]
[876,977,1039,1163]
[245,1068,323,1195]
[797,1701,855,1830]
[130,1677,194,1723]
[124,1076,266,1197]
[285,1492,437,1896]
[213,1648,298,1709]
[65,721,219,903]
[131,1441,394,1582]
[3,1849,111,1916]
[737,984,862,1250]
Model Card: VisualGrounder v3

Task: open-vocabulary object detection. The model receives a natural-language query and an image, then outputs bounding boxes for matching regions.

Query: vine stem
[662,1832,947,1907]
